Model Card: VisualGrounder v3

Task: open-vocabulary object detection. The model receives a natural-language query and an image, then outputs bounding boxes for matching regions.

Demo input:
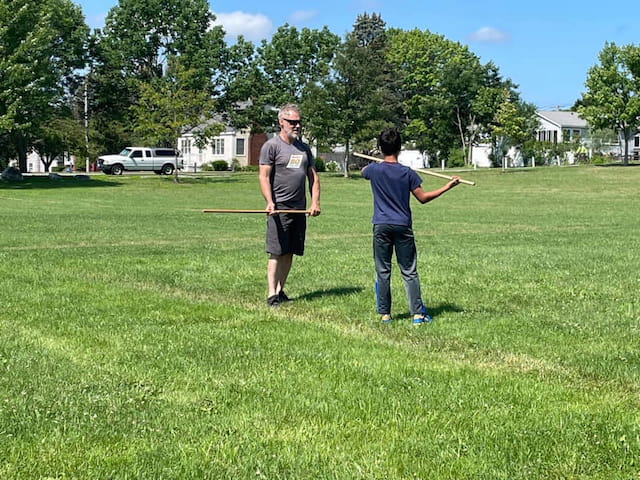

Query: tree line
[2,0,639,173]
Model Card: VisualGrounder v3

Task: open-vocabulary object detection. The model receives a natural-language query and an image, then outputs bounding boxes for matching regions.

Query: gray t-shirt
[259,136,313,209]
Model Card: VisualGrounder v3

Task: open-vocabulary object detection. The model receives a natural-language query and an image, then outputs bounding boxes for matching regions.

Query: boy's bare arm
[411,177,460,204]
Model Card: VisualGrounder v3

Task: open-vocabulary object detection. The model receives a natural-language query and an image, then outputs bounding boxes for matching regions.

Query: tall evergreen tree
[326,13,402,176]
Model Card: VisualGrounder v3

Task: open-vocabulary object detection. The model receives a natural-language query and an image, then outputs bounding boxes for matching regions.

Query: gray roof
[536,111,588,129]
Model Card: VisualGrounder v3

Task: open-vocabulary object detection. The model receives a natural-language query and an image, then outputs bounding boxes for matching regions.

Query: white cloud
[467,27,510,44]
[212,11,273,42]
[288,10,319,25]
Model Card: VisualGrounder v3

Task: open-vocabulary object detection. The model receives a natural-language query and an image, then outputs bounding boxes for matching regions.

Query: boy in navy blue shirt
[361,128,460,324]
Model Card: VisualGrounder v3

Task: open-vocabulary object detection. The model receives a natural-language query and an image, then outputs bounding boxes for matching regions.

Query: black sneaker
[267,294,280,307]
[278,291,290,302]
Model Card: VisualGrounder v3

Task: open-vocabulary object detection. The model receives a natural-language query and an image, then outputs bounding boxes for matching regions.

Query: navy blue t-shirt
[362,162,422,226]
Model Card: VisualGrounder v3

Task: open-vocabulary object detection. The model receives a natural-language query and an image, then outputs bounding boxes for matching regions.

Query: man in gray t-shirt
[258,104,321,307]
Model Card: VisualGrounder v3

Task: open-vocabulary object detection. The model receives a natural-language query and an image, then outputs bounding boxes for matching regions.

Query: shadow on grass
[173,175,240,185]
[0,175,121,190]
[395,302,465,320]
[594,162,640,167]
[429,302,465,318]
[297,286,364,301]
[320,172,369,181]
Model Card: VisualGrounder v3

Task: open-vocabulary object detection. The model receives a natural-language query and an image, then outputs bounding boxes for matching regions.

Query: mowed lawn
[0,166,638,479]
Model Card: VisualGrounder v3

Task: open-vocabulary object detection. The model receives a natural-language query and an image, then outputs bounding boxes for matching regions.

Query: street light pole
[84,75,90,173]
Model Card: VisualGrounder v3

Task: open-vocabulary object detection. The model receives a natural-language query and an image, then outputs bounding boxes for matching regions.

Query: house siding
[178,128,253,170]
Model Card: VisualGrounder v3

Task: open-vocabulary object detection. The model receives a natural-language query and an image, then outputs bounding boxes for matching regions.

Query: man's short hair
[378,128,402,156]
[278,103,300,119]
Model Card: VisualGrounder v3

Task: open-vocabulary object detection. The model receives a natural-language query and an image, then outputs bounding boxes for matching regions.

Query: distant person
[258,104,321,307]
[361,127,460,324]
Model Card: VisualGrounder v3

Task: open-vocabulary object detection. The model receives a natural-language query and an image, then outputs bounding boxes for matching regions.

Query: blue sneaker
[381,314,392,324]
[412,313,432,325]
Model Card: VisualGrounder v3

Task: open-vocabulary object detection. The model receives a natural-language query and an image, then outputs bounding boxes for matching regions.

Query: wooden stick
[202,209,309,214]
[353,152,476,186]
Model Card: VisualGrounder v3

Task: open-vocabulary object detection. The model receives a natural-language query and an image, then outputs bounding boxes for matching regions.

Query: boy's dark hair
[378,128,402,156]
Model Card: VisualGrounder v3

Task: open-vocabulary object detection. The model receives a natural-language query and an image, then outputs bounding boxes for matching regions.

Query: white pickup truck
[98,147,183,175]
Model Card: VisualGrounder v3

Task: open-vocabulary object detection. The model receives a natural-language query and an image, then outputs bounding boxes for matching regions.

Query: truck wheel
[111,164,124,175]
[161,164,174,175]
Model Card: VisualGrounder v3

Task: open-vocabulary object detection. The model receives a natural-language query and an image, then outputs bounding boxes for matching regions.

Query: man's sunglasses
[282,118,302,126]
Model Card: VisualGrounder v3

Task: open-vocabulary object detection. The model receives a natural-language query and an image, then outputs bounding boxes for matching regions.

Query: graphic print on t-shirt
[287,154,303,169]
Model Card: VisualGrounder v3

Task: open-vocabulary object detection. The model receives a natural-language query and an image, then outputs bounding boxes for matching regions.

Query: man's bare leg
[267,253,293,297]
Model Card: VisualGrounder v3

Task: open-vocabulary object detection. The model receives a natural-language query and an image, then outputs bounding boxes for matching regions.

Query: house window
[212,138,224,155]
[553,131,558,143]
[235,138,245,156]
[181,139,191,155]
[572,129,581,140]
[634,136,640,148]
[563,129,570,140]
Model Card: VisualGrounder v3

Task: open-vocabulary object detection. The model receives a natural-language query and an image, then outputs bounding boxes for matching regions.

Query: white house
[536,111,588,144]
[177,120,267,171]
[632,133,640,161]
[21,151,74,173]
[535,110,589,164]
[398,149,429,169]
[537,110,640,161]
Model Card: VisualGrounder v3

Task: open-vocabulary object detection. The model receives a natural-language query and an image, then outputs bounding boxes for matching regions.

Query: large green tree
[218,25,340,147]
[0,0,88,172]
[577,42,640,165]
[249,24,340,139]
[387,28,516,167]
[91,0,225,153]
[387,29,458,164]
[458,63,517,166]
[32,109,86,172]
[217,36,271,131]
[256,25,340,108]
[489,90,539,168]
[131,59,221,182]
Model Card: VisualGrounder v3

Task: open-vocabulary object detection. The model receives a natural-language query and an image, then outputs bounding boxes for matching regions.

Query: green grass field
[1,166,638,479]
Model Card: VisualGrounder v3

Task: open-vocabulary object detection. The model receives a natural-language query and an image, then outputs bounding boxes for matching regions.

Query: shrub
[326,160,340,172]
[447,148,465,168]
[212,160,229,171]
[315,158,326,172]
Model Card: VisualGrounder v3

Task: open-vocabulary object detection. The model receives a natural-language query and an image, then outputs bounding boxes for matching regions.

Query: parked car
[98,147,183,175]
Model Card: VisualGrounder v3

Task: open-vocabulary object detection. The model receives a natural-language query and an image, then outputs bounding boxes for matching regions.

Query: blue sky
[77,0,639,110]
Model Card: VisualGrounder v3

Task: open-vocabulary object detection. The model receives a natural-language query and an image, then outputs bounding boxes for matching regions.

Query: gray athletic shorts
[265,212,307,256]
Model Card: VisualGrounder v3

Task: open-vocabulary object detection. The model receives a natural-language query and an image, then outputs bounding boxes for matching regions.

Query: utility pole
[84,75,90,173]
